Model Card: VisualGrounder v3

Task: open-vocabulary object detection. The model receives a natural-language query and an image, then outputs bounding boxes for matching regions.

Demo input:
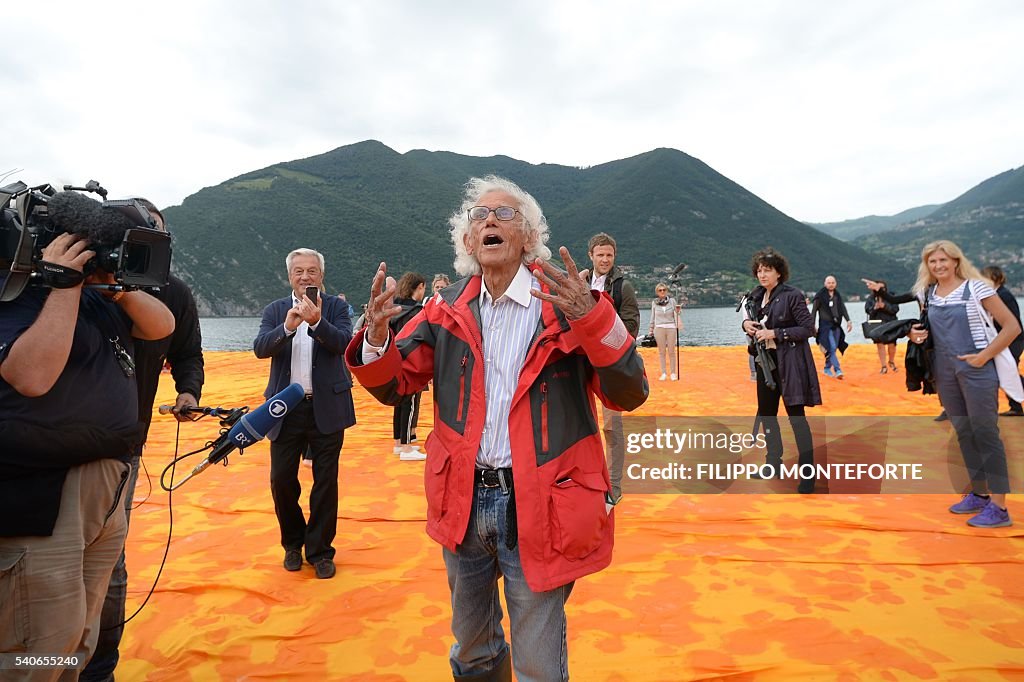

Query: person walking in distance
[811,275,852,380]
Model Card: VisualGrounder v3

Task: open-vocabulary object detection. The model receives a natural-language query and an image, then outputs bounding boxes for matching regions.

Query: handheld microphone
[157,404,236,417]
[174,383,305,488]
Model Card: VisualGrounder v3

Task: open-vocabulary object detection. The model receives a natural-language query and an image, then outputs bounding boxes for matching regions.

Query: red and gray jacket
[346,270,648,591]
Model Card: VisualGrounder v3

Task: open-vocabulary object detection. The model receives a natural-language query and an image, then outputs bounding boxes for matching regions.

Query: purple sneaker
[966,501,1012,528]
[949,493,990,514]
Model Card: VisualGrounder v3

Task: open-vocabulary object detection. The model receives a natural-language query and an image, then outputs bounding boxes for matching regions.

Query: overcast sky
[4,0,1022,222]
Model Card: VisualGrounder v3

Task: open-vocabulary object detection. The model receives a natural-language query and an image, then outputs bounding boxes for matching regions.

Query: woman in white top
[648,282,681,380]
[901,241,1020,528]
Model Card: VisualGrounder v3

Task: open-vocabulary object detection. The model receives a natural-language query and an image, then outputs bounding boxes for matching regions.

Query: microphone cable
[102,418,211,631]
[133,407,229,509]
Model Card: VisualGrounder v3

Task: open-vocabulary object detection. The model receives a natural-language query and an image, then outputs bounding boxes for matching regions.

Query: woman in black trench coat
[742,248,822,493]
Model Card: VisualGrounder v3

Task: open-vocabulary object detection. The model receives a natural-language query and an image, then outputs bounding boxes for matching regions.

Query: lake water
[199,300,951,351]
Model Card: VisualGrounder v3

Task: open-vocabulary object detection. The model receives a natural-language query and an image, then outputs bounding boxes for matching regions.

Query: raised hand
[530,246,596,320]
[364,261,401,346]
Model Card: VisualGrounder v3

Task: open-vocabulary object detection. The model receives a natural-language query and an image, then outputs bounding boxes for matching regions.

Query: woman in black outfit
[864,279,900,374]
[390,272,427,460]
[741,248,822,493]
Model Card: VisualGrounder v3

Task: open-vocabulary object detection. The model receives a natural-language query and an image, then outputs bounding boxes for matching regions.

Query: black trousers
[1008,348,1023,413]
[269,399,344,563]
[755,359,814,468]
[392,391,421,444]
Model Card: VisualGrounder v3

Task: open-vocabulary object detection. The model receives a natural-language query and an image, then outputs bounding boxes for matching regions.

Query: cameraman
[82,200,205,682]
[0,232,173,679]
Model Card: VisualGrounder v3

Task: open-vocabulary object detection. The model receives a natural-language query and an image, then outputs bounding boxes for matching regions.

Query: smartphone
[305,286,319,304]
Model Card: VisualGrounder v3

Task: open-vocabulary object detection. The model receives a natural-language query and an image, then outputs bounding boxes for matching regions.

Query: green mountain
[808,204,940,242]
[861,165,1024,291]
[162,141,908,315]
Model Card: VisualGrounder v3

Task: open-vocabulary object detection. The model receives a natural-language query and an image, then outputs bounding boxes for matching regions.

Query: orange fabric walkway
[120,345,1023,681]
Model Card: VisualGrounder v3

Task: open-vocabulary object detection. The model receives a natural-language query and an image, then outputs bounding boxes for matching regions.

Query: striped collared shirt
[476,264,542,469]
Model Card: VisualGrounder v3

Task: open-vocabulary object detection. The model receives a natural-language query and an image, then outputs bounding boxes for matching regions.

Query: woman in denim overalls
[907,241,1021,528]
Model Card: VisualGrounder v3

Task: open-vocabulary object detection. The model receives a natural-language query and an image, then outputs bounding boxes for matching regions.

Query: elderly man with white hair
[347,175,648,681]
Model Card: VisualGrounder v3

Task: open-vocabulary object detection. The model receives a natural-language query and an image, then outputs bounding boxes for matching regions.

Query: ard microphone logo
[268,399,290,418]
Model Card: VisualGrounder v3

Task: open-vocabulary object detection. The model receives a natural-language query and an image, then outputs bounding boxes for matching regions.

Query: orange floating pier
[122,345,1023,680]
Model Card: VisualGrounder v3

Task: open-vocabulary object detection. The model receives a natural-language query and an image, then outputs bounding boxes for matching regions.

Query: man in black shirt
[82,200,205,682]
[0,230,174,674]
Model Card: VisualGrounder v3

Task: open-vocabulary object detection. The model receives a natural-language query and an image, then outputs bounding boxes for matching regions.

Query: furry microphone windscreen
[47,191,136,246]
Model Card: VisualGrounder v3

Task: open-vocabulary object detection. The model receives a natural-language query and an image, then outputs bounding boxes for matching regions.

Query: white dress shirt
[288,293,320,395]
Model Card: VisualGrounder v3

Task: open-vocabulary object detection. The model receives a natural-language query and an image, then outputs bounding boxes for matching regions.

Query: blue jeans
[822,326,842,373]
[80,453,140,682]
[443,484,573,681]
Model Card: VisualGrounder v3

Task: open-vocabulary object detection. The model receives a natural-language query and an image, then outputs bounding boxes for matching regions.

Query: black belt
[303,394,313,401]
[475,468,517,550]
[475,467,513,491]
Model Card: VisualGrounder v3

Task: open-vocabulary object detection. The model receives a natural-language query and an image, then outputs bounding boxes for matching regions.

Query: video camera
[0,180,172,302]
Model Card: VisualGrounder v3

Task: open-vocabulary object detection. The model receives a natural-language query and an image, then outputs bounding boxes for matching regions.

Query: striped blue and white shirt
[927,279,997,350]
[361,264,543,469]
[476,264,542,469]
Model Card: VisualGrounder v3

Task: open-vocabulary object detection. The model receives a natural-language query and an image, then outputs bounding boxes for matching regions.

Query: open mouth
[483,234,504,246]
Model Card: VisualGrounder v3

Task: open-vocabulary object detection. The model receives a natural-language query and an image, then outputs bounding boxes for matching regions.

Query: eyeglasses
[468,206,520,222]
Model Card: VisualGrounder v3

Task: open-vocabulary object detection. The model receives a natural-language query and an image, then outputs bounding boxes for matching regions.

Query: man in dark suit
[254,248,355,579]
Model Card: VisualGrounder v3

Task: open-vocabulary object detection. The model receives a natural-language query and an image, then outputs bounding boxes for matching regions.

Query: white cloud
[3,0,1022,222]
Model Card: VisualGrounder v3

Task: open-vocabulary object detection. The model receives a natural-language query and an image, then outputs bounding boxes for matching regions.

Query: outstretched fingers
[531,258,566,292]
[558,246,581,280]
[370,262,388,300]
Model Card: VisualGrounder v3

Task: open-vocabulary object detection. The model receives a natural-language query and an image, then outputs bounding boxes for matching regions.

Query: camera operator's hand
[742,320,761,336]
[41,233,95,283]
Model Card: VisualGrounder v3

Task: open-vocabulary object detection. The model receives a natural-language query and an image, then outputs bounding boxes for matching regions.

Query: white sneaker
[659,373,667,381]
[670,373,677,381]
[393,445,404,455]
[400,446,426,461]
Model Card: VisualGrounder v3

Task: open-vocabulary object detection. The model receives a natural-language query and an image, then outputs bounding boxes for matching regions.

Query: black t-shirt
[0,286,139,536]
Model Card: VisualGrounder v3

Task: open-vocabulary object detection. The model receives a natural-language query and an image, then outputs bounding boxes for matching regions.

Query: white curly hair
[448,175,552,276]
